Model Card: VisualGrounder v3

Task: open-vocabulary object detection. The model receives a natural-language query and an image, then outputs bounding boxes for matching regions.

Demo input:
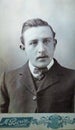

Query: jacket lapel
[37,60,62,92]
[17,60,63,93]
[18,62,36,95]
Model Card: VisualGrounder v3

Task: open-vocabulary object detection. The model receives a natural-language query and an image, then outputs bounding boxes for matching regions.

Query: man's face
[23,26,56,68]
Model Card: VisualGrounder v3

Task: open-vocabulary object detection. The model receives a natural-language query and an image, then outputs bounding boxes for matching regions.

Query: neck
[28,59,54,77]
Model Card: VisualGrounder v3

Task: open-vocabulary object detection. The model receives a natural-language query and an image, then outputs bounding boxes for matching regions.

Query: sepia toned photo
[0,0,75,129]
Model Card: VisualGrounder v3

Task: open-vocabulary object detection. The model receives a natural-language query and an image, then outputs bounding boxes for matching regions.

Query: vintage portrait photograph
[0,0,75,129]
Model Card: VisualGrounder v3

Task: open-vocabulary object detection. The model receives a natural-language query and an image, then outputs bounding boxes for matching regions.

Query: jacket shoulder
[4,63,28,83]
[54,59,75,78]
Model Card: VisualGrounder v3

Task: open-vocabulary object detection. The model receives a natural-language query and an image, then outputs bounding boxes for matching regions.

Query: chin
[36,64,48,68]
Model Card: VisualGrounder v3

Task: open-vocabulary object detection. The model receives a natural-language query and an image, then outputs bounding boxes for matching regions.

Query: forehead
[23,26,53,42]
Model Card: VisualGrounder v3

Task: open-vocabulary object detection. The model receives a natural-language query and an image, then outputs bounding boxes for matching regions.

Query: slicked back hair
[20,18,56,45]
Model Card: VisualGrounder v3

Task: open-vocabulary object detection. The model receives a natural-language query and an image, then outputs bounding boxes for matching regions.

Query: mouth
[37,56,48,60]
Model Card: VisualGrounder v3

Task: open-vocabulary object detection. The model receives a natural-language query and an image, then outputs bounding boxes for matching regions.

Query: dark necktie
[33,67,48,80]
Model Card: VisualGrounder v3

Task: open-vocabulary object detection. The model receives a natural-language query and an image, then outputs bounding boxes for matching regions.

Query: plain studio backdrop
[0,0,75,74]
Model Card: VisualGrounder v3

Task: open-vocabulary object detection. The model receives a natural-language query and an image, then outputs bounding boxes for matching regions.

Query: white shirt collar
[47,59,54,70]
[29,59,54,77]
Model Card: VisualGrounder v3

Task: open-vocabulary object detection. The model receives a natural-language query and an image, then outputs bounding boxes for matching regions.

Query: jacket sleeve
[0,72,9,113]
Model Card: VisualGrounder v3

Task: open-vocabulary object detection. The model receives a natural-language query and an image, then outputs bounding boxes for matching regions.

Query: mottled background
[0,0,75,75]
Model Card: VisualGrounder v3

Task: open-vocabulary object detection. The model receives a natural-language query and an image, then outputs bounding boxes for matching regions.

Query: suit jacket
[0,59,75,113]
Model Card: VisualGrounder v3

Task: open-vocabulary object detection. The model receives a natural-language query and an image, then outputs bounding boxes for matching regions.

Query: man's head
[20,18,57,68]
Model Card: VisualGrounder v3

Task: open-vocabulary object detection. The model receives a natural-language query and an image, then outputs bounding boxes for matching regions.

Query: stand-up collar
[28,59,54,78]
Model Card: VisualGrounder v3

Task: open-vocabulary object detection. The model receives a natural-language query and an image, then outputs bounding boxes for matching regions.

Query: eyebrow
[44,37,53,39]
[29,39,38,42]
[28,37,53,43]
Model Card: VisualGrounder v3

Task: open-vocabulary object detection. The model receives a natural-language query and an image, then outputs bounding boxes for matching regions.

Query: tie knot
[33,67,48,80]
[34,67,48,74]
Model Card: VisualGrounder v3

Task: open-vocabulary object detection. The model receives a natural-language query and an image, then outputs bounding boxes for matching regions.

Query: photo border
[0,113,75,129]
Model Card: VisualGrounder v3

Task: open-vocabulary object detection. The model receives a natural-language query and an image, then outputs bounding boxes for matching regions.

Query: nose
[38,42,45,53]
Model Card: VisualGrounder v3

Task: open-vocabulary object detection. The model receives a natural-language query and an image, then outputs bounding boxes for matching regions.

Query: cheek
[25,49,29,56]
[47,46,55,55]
[25,48,31,57]
[25,49,35,59]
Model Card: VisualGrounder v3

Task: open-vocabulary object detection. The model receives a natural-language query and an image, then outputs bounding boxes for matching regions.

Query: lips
[37,55,48,60]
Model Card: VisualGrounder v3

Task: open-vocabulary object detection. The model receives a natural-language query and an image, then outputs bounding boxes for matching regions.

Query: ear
[19,43,25,50]
[20,36,25,50]
[54,39,57,47]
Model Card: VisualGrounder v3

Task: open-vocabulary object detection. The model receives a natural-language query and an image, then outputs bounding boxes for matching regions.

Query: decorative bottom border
[0,114,75,129]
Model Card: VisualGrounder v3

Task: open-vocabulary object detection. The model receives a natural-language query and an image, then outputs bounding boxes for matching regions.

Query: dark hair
[20,18,57,49]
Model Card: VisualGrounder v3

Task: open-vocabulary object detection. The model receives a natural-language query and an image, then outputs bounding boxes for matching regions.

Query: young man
[0,18,75,113]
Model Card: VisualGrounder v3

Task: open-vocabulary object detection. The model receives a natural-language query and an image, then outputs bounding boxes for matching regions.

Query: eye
[43,38,52,44]
[29,40,38,45]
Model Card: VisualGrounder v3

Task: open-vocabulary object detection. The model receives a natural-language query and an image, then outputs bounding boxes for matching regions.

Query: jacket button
[33,95,37,100]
